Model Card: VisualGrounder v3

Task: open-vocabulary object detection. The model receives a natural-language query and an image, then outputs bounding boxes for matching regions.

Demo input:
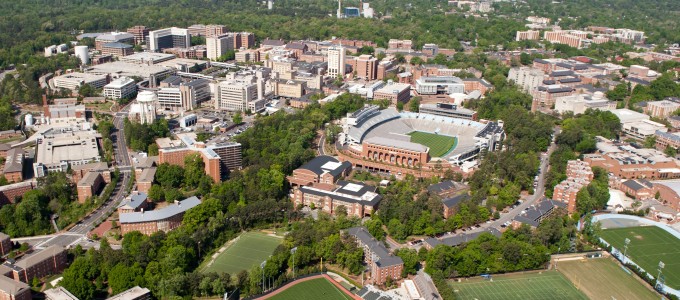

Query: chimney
[141,208,144,214]
[175,200,180,206]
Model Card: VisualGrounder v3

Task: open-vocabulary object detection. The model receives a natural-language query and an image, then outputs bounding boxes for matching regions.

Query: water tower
[74,45,89,65]
[136,91,157,124]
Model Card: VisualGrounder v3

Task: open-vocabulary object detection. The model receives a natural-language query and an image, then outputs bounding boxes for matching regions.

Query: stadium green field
[558,258,658,300]
[203,232,282,275]
[449,271,587,300]
[269,278,353,300]
[600,226,680,289]
[407,131,457,157]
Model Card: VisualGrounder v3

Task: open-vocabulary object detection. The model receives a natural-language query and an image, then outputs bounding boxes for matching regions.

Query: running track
[256,274,361,300]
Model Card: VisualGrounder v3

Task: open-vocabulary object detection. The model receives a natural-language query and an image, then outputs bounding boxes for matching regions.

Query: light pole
[657,261,665,291]
[198,241,201,259]
[260,260,266,292]
[623,238,630,261]
[291,247,298,279]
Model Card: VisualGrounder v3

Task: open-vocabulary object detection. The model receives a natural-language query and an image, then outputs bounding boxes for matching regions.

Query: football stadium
[337,105,505,177]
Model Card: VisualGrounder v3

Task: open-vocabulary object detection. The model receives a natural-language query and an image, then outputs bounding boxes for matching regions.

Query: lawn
[449,271,587,300]
[269,278,353,300]
[203,232,282,275]
[557,258,658,300]
[407,131,457,157]
[600,226,680,289]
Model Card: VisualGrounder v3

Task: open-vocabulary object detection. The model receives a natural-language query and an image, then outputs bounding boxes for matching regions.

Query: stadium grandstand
[337,105,505,177]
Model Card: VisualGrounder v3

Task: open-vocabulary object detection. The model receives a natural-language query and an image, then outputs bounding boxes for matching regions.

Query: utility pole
[291,247,298,279]
[260,260,266,292]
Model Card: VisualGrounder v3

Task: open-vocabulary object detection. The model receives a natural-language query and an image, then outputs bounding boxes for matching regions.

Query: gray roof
[298,155,351,177]
[103,42,133,49]
[347,227,403,267]
[13,245,64,270]
[118,192,148,210]
[427,180,457,194]
[364,136,429,153]
[3,148,23,173]
[513,199,564,227]
[0,273,29,296]
[119,197,201,224]
[262,39,286,47]
[442,194,469,208]
[71,161,108,171]
[622,179,653,191]
[625,77,651,85]
[138,167,156,183]
[78,171,102,187]
[299,181,382,206]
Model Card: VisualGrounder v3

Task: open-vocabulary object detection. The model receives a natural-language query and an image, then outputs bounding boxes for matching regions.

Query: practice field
[449,271,587,300]
[203,232,282,275]
[600,226,680,289]
[269,278,353,300]
[407,131,457,157]
[557,258,658,300]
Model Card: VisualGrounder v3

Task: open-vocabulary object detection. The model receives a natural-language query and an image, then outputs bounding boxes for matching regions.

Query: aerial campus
[0,1,680,300]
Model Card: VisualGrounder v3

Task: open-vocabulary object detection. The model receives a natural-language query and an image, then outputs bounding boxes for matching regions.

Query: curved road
[31,105,133,249]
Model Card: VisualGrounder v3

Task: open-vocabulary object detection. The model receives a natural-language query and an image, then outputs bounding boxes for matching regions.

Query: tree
[409,97,420,112]
[395,248,419,277]
[233,112,243,124]
[78,84,97,97]
[184,153,206,189]
[148,143,159,156]
[148,184,164,202]
[665,146,677,157]
[155,163,185,188]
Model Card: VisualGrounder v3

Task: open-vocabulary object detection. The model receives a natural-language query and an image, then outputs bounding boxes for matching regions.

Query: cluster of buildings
[119,195,202,235]
[552,160,594,213]
[156,133,242,182]
[516,25,645,48]
[0,242,67,300]
[347,227,403,285]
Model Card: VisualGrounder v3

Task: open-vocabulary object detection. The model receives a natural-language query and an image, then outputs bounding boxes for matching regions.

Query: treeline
[425,213,576,278]
[607,73,680,107]
[123,118,170,153]
[147,155,214,202]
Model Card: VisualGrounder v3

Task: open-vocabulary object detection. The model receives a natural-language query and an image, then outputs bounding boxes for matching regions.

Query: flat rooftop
[35,129,101,166]
[53,72,107,83]
[85,61,173,79]
[121,52,176,64]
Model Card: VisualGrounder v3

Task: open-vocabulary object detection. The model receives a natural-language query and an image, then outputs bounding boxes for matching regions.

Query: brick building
[0,181,36,206]
[293,180,381,217]
[117,192,150,215]
[158,136,241,182]
[583,138,680,180]
[119,197,201,236]
[2,148,23,183]
[362,137,430,168]
[71,162,110,184]
[76,172,105,203]
[8,246,67,283]
[287,156,352,187]
[619,179,654,200]
[644,100,680,118]
[552,160,593,213]
[101,42,134,57]
[350,55,378,80]
[0,233,11,256]
[127,26,149,44]
[348,227,403,285]
[372,82,411,104]
[0,275,30,300]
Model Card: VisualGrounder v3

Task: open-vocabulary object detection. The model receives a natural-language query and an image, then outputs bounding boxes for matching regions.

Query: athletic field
[600,226,680,289]
[449,271,587,300]
[269,277,353,300]
[203,232,282,275]
[407,131,457,157]
[557,257,658,300]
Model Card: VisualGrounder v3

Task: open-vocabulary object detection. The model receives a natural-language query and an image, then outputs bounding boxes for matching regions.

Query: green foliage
[123,118,169,152]
[395,248,419,277]
[155,163,185,189]
[575,167,609,214]
[232,112,243,125]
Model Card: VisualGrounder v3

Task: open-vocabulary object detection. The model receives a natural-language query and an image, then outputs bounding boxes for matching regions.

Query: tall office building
[157,77,211,111]
[205,25,228,38]
[127,26,149,44]
[327,45,346,78]
[148,27,191,52]
[215,79,263,112]
[206,34,234,60]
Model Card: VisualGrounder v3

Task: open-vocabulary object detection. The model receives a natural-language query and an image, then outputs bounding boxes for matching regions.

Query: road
[28,105,133,249]
[318,132,326,156]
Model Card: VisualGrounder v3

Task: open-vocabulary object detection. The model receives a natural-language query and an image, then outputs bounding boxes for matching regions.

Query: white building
[32,127,102,177]
[157,78,211,111]
[508,67,545,92]
[327,45,346,78]
[215,79,263,112]
[415,76,465,95]
[53,72,108,91]
[148,27,191,52]
[206,34,234,60]
[554,92,617,115]
[103,77,137,99]
[610,108,668,140]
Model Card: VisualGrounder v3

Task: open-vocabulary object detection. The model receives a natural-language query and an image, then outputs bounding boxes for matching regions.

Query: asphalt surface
[30,105,133,249]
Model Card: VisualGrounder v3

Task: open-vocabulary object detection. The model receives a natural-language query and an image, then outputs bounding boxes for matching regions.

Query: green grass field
[269,278,353,300]
[407,131,457,157]
[558,258,658,300]
[600,226,680,289]
[449,271,587,300]
[203,232,282,275]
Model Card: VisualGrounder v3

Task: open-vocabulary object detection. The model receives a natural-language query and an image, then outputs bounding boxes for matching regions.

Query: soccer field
[269,278,353,300]
[203,232,282,275]
[449,271,587,300]
[407,131,457,157]
[600,226,680,289]
[557,258,658,300]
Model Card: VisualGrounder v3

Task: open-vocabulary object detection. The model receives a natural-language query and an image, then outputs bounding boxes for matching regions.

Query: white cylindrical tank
[74,46,89,65]
[25,114,34,126]
[136,91,158,124]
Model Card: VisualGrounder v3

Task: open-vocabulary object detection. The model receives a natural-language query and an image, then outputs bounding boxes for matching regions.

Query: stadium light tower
[657,261,665,291]
[291,247,298,279]
[623,238,630,260]
[260,260,267,292]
